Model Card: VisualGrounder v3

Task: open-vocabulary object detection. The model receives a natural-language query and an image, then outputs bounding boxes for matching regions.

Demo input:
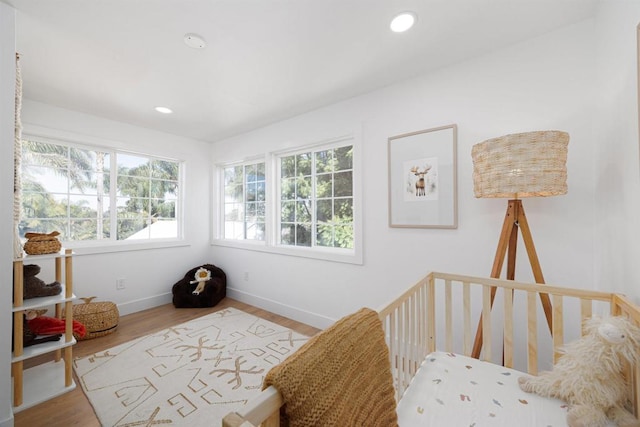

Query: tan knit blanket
[263,307,398,426]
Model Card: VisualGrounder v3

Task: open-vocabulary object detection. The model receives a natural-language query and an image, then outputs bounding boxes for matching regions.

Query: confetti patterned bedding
[396,351,569,427]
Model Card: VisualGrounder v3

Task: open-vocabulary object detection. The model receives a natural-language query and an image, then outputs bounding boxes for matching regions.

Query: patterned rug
[74,307,309,426]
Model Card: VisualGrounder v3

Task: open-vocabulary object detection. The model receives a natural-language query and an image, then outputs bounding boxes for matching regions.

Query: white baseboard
[114,289,335,330]
[116,293,173,316]
[226,287,335,330]
[0,414,13,427]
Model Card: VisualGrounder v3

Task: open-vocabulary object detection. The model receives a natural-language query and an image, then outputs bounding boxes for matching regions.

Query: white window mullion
[269,155,282,246]
[177,162,184,239]
[242,164,247,239]
[269,153,279,247]
[110,152,118,240]
[65,147,72,239]
[310,151,317,248]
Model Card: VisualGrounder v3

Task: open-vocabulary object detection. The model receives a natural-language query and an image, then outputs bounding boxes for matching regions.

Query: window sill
[211,239,363,265]
[62,239,189,256]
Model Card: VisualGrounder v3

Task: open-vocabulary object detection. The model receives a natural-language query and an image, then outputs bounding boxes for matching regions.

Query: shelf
[14,249,73,262]
[12,286,76,311]
[12,336,76,363]
[12,248,76,409]
[11,360,76,413]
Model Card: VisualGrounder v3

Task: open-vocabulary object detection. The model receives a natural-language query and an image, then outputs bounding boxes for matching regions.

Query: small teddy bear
[190,267,211,295]
[518,316,640,427]
[22,264,62,299]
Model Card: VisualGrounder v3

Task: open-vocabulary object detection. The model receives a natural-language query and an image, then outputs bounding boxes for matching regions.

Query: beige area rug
[74,307,309,426]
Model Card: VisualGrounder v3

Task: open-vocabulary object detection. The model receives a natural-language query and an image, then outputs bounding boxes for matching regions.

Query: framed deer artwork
[388,124,458,228]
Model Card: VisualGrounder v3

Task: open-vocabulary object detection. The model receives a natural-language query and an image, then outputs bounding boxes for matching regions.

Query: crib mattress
[396,351,569,426]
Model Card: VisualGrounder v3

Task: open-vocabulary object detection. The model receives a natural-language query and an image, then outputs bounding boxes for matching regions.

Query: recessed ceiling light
[390,12,417,33]
[155,106,173,114]
[184,33,206,49]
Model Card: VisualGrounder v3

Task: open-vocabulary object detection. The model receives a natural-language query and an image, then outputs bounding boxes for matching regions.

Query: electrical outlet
[116,278,126,290]
[243,272,249,281]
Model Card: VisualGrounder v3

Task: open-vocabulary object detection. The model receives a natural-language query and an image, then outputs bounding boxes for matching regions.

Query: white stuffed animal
[518,316,640,427]
[189,267,211,295]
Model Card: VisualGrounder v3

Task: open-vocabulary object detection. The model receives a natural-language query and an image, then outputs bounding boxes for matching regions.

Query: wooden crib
[222,272,640,426]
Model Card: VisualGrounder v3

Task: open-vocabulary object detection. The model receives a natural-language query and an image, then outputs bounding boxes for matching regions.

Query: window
[214,135,360,264]
[278,145,353,249]
[223,161,266,241]
[20,137,182,243]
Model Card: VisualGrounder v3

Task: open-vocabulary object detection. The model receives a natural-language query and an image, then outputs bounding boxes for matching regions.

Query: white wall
[0,3,16,426]
[20,100,213,315]
[211,20,599,329]
[594,2,640,298]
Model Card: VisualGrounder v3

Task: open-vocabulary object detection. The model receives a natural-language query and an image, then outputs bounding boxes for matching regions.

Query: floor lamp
[470,130,569,359]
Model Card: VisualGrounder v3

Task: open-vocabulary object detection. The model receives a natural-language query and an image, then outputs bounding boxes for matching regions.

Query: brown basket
[23,231,62,255]
[72,297,119,340]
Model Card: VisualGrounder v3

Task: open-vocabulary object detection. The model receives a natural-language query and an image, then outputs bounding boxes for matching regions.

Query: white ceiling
[8,0,598,142]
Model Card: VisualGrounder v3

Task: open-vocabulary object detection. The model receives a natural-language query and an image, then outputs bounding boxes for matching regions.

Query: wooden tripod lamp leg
[471,200,517,359]
[516,203,553,332]
[471,200,554,359]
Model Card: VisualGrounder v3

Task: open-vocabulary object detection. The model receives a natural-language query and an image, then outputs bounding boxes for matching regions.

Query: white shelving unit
[12,248,77,412]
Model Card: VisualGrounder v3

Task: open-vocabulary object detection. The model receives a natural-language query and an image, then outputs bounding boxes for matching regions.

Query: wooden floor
[13,298,320,427]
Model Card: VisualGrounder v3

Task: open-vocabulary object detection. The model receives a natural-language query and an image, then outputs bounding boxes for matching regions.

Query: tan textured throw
[263,307,398,427]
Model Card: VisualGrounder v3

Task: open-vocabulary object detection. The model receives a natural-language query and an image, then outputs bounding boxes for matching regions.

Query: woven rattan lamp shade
[472,130,569,198]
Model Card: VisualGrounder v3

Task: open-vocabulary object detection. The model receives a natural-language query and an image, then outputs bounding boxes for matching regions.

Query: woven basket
[23,231,62,255]
[72,297,119,340]
[472,130,569,198]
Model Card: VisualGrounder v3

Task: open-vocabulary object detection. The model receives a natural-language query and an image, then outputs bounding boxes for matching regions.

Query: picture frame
[388,124,458,228]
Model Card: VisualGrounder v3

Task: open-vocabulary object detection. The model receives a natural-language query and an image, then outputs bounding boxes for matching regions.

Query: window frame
[212,133,362,265]
[221,158,267,242]
[20,131,186,254]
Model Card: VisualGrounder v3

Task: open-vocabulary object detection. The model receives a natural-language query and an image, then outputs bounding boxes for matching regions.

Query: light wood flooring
[13,298,321,427]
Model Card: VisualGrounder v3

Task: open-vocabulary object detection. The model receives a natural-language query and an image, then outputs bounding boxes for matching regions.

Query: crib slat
[398,301,405,396]
[427,277,436,353]
[482,285,492,362]
[415,289,422,369]
[581,298,592,329]
[527,291,538,375]
[611,297,640,419]
[263,412,280,427]
[552,294,564,364]
[406,297,412,387]
[410,293,417,374]
[445,279,453,352]
[463,281,471,356]
[408,294,413,375]
[418,286,428,359]
[503,288,514,368]
[634,364,640,418]
[409,295,415,377]
[403,299,409,392]
[390,309,399,400]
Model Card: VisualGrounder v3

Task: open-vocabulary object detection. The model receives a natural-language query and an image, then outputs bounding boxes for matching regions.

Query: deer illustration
[410,165,432,196]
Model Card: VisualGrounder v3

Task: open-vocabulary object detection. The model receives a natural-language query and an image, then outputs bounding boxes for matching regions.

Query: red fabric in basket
[28,316,87,338]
